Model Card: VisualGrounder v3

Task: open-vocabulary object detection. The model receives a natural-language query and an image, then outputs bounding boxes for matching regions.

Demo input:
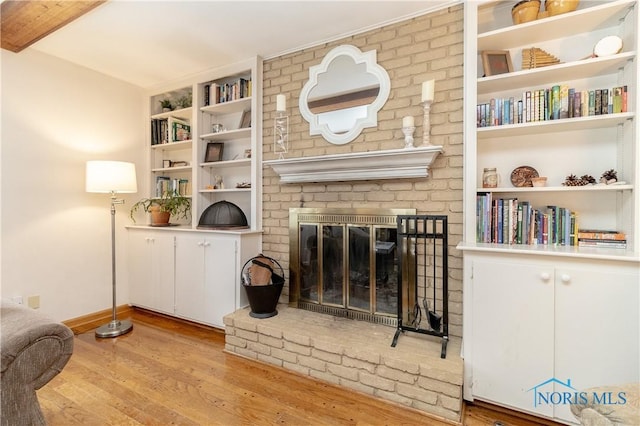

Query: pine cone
[600,169,618,183]
[580,174,596,185]
[563,174,585,186]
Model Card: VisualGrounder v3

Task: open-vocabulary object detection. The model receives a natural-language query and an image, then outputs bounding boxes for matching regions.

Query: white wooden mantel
[263,146,443,184]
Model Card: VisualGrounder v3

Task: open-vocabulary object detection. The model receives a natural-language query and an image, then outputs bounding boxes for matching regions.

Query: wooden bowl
[512,0,541,25]
[545,0,579,17]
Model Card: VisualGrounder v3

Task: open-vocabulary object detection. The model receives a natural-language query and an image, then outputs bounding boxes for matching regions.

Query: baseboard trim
[467,400,561,426]
[63,305,134,334]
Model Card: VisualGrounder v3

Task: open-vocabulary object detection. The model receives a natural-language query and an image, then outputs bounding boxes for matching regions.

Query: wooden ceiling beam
[1,1,105,53]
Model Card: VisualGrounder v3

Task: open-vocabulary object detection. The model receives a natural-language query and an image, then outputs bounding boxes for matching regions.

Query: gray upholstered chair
[1,300,74,426]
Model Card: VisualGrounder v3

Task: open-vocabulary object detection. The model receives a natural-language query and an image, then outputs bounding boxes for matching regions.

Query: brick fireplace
[224,4,465,423]
[225,207,462,422]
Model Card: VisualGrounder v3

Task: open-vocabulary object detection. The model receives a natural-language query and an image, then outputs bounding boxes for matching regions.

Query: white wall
[1,49,145,321]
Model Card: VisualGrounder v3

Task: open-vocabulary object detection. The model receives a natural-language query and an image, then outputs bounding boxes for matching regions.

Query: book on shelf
[477,84,629,128]
[578,239,627,249]
[476,193,579,246]
[170,117,191,142]
[151,118,169,145]
[209,77,252,104]
[204,84,211,106]
[577,229,626,240]
[551,85,561,120]
[156,176,190,197]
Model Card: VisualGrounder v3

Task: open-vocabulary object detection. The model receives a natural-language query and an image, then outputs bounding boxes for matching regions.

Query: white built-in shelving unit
[461,0,638,260]
[460,1,639,424]
[127,57,263,329]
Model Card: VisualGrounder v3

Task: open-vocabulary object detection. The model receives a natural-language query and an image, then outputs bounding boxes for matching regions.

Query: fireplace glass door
[298,222,398,320]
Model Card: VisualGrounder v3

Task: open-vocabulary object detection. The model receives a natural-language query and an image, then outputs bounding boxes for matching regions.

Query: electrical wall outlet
[27,295,40,309]
[11,296,23,305]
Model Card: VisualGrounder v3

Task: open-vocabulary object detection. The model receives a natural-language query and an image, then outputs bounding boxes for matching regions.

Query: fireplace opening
[289,208,416,326]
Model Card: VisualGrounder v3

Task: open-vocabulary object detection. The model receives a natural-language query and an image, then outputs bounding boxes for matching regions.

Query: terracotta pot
[149,206,170,225]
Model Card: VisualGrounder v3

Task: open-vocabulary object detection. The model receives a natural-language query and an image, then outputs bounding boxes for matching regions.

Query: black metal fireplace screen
[391,215,449,358]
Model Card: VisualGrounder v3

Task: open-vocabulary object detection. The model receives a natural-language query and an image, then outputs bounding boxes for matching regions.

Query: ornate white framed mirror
[299,45,391,145]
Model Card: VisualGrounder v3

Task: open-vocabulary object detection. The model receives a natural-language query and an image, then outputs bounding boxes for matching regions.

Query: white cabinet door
[471,259,555,418]
[174,233,206,323]
[203,236,237,328]
[128,230,175,315]
[554,264,640,424]
[175,234,237,328]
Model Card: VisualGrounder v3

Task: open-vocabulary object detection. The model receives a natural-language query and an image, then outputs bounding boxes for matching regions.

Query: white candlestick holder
[422,100,433,147]
[274,112,289,160]
[402,126,416,149]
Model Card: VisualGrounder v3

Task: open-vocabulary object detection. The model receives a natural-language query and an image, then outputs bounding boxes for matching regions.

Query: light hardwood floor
[38,309,558,425]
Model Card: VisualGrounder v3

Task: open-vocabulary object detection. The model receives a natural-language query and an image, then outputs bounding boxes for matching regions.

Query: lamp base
[95,319,133,338]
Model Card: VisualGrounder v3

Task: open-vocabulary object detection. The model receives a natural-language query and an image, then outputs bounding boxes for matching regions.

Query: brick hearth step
[224,305,463,423]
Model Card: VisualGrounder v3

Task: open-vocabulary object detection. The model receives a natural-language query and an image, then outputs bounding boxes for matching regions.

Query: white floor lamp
[86,160,137,338]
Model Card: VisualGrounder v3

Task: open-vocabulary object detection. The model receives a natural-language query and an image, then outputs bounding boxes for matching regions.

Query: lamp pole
[95,191,133,338]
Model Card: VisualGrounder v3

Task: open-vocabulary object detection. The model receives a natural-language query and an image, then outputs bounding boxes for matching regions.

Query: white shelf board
[199,188,251,193]
[151,166,192,173]
[476,184,633,193]
[477,112,634,139]
[151,140,192,151]
[477,53,636,95]
[456,241,640,263]
[200,128,251,141]
[478,0,635,51]
[200,97,251,115]
[151,107,193,121]
[200,158,251,168]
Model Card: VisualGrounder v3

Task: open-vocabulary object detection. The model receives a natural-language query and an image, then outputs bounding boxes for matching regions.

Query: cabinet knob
[197,242,204,247]
[203,242,210,247]
[561,274,571,283]
[540,272,551,281]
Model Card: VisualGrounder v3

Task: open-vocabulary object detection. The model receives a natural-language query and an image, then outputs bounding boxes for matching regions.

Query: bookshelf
[462,0,638,259]
[128,57,263,329]
[196,63,261,230]
[460,1,639,423]
[149,99,193,199]
[143,57,263,230]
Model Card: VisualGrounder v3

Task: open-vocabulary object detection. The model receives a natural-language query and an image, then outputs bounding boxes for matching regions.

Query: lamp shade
[86,161,137,193]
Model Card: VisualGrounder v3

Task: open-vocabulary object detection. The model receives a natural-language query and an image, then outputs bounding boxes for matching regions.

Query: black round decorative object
[241,255,285,319]
[197,200,248,229]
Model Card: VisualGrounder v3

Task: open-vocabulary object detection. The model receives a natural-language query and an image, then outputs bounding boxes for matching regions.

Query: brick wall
[260,5,464,337]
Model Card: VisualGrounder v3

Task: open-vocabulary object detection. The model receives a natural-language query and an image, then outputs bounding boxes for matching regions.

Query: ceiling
[0,1,105,53]
[3,0,457,90]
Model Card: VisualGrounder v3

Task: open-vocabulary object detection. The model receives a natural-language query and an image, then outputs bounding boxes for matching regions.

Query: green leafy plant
[130,190,191,223]
[176,95,192,109]
[159,99,174,111]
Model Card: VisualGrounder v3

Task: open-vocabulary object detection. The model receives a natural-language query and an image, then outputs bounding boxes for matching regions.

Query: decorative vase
[482,168,498,188]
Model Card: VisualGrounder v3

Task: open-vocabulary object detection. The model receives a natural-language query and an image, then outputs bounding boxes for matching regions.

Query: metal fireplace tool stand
[391,215,449,358]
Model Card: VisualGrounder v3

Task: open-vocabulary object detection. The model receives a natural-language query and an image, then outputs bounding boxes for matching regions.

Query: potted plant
[159,99,174,112]
[130,190,191,226]
[176,95,192,109]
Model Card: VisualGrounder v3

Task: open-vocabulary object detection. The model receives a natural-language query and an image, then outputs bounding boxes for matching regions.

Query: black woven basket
[241,255,285,318]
